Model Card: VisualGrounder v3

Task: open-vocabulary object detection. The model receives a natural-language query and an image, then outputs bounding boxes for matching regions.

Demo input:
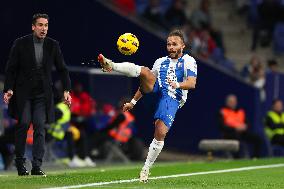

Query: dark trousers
[224,130,263,158]
[65,131,75,159]
[15,94,46,168]
[251,22,274,50]
[76,128,89,159]
[0,126,15,170]
[71,117,90,159]
[272,135,284,146]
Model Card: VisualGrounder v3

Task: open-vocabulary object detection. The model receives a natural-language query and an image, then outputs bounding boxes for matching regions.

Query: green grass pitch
[0,158,283,189]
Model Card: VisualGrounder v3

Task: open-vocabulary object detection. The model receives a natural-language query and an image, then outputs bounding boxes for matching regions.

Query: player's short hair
[32,13,49,25]
[168,29,185,44]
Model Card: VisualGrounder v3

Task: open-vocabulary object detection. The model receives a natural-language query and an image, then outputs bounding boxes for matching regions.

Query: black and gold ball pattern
[117,33,139,55]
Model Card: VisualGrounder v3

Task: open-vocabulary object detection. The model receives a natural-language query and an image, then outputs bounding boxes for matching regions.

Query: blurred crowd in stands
[114,0,284,53]
[113,0,284,99]
[239,0,284,52]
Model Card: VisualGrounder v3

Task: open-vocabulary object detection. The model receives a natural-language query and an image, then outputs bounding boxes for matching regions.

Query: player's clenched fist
[123,102,134,112]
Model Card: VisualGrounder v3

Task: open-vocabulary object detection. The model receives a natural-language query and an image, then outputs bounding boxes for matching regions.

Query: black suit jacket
[3,34,71,123]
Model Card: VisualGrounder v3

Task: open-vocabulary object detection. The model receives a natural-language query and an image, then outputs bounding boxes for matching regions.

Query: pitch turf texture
[0,158,284,189]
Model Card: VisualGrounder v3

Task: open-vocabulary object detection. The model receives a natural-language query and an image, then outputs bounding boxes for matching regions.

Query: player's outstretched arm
[169,76,196,90]
[123,87,143,112]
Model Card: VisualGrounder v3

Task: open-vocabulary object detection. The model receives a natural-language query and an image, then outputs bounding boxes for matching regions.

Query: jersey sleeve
[151,59,160,77]
[184,56,197,77]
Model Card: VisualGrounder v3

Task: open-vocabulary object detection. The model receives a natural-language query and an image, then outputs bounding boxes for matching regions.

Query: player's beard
[169,49,182,59]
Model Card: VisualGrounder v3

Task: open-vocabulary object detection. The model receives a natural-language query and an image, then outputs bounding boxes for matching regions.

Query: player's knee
[142,67,151,72]
[139,67,156,93]
[154,123,168,140]
[140,67,151,77]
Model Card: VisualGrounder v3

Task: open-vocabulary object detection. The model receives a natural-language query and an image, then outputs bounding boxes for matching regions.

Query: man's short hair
[267,59,278,67]
[168,29,185,44]
[272,98,282,106]
[32,13,49,25]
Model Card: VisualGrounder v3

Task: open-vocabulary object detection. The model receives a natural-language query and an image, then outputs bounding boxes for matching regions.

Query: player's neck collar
[179,53,185,60]
[167,53,186,61]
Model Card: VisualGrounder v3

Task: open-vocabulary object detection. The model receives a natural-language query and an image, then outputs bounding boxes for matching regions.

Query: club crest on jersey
[178,62,182,67]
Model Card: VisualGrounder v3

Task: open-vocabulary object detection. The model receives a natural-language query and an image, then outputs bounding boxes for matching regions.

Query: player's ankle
[142,165,150,171]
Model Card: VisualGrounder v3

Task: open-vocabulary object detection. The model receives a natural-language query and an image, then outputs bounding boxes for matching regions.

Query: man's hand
[123,102,134,112]
[169,81,179,89]
[169,77,196,90]
[235,124,247,132]
[3,90,13,104]
[64,91,72,107]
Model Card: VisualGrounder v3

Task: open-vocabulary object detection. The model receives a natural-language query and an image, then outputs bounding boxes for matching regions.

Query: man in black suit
[3,13,72,176]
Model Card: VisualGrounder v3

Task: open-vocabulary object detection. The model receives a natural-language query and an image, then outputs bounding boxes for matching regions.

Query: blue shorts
[154,95,179,128]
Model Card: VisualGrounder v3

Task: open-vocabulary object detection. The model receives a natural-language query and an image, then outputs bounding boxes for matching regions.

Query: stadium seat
[264,136,284,157]
[273,22,284,54]
[198,139,239,160]
[210,48,236,73]
[270,145,284,156]
[247,0,259,27]
[135,0,172,15]
[135,0,148,14]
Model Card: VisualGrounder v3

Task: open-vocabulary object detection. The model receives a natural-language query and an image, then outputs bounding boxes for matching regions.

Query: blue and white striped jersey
[151,54,197,107]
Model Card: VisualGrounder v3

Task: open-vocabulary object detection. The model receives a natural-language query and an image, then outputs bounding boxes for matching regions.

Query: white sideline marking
[43,163,284,189]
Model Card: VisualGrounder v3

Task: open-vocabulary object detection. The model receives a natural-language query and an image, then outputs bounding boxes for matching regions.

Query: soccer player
[98,29,197,182]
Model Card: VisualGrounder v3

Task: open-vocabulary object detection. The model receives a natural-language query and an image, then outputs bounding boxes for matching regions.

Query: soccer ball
[117,33,139,55]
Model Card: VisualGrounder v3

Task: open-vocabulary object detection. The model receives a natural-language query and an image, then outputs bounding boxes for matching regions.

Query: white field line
[43,163,284,189]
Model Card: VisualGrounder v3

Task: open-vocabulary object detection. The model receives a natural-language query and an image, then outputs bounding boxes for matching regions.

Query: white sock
[143,138,164,170]
[112,62,141,77]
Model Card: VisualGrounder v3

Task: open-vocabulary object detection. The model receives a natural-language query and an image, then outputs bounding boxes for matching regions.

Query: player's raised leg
[97,54,114,72]
[98,54,156,93]
[140,120,168,182]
